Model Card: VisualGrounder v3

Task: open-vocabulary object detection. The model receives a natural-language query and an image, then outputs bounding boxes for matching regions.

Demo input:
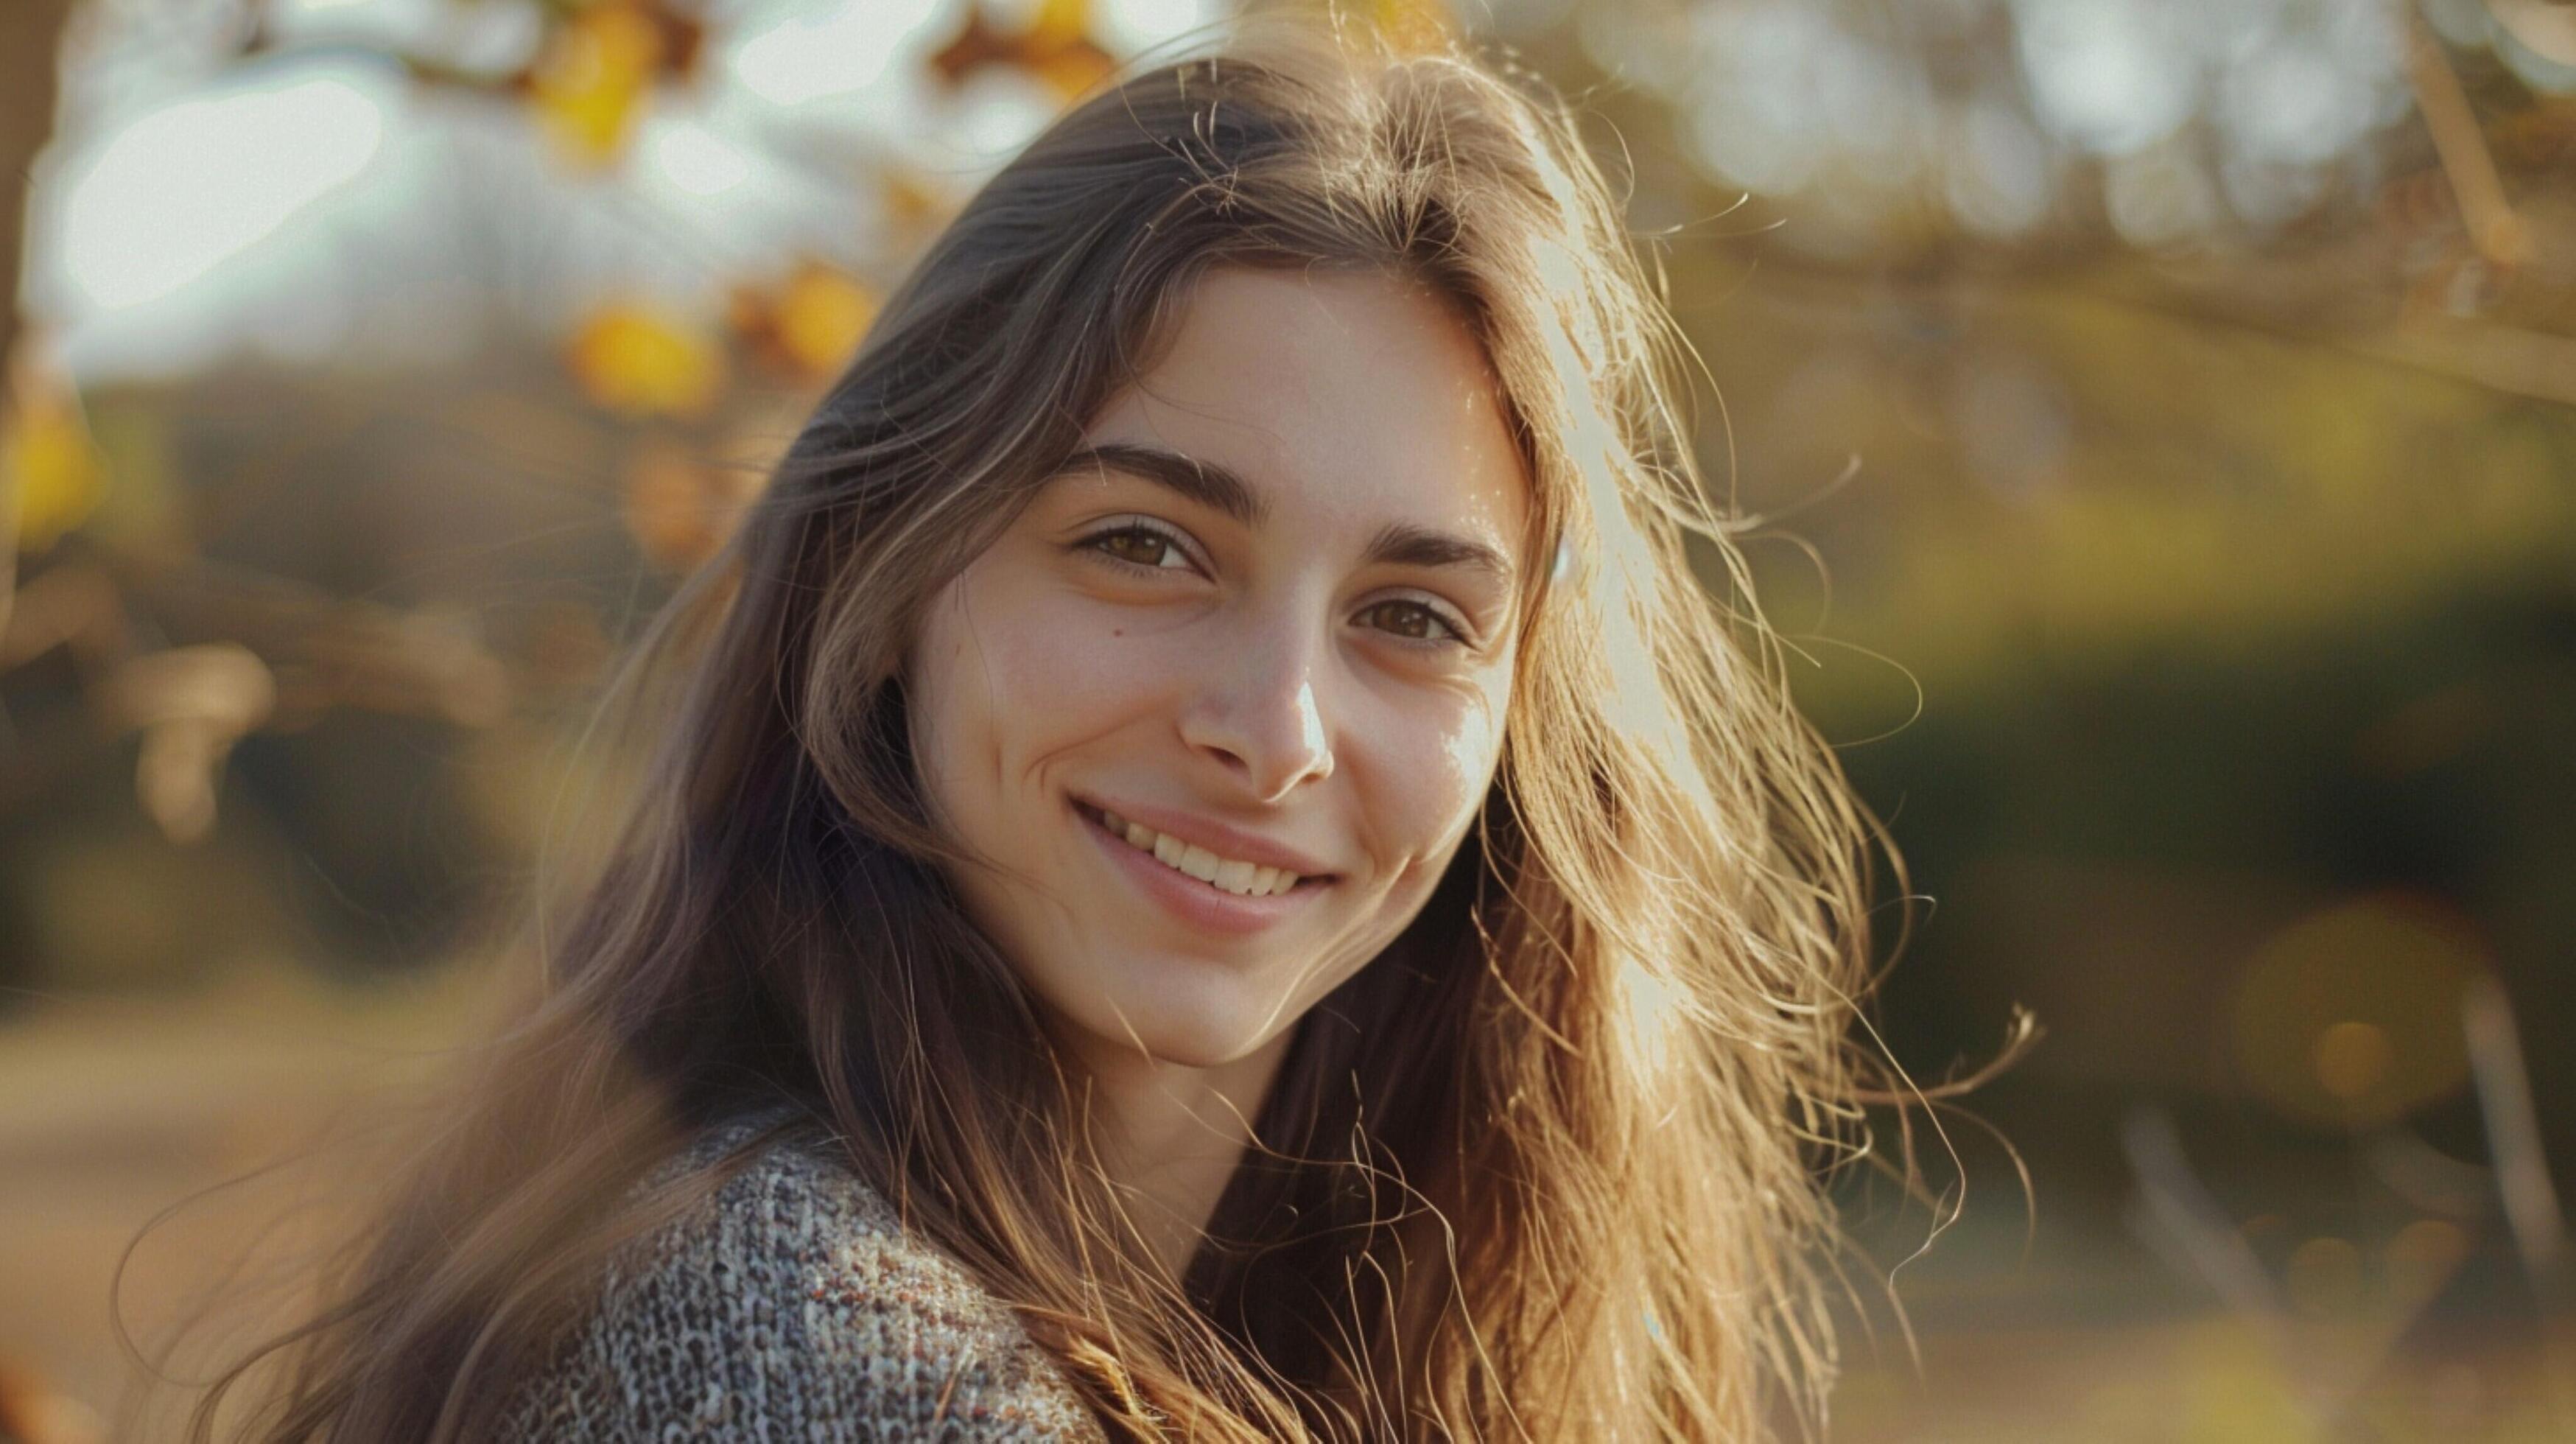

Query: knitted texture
[496,1111,1106,1442]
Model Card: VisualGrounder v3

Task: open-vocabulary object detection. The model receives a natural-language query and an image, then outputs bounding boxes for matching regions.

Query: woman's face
[906,267,1530,1070]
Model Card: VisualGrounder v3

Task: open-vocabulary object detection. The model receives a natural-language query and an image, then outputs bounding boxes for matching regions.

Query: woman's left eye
[1358,599,1465,648]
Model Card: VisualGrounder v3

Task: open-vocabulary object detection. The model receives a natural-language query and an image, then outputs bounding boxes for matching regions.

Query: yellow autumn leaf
[567,304,724,418]
[1369,0,1453,56]
[3,387,108,555]
[775,265,877,379]
[531,2,664,167]
[1030,0,1090,49]
[621,439,764,571]
[1033,43,1115,102]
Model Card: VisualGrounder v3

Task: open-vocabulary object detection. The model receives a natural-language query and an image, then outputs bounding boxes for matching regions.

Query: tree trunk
[1,0,77,573]
[0,0,74,390]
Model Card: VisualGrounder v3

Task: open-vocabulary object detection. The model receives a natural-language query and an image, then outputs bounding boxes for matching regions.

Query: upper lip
[1075,793,1340,878]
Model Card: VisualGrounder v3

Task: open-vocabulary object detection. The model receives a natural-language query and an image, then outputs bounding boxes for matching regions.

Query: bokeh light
[2231,894,2487,1129]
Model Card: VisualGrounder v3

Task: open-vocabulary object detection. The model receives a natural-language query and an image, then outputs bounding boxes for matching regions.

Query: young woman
[197,21,1897,1442]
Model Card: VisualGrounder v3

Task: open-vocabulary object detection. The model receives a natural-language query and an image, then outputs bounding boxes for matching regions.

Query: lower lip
[1072,801,1329,938]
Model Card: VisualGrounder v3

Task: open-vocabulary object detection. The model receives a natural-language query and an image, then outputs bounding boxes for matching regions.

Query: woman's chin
[1051,978,1298,1073]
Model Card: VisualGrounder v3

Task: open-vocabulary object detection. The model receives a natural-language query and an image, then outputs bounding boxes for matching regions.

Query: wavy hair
[189,18,1909,1441]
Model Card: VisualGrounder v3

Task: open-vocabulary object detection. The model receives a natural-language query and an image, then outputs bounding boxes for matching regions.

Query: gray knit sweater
[497,1111,1105,1441]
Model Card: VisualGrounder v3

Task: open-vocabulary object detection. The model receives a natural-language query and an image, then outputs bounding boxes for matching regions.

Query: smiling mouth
[1073,801,1333,899]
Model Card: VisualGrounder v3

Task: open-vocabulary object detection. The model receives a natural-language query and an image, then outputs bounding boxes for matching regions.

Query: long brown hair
[191,19,1905,1440]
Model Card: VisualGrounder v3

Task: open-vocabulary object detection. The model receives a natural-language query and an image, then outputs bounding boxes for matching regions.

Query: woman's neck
[1075,1029,1292,1280]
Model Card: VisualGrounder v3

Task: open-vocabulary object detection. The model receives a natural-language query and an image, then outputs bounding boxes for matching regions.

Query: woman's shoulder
[497,1107,1103,1441]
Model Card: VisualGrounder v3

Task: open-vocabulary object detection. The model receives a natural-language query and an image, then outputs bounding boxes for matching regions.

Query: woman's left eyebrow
[1360,520,1517,590]
[1058,442,1517,589]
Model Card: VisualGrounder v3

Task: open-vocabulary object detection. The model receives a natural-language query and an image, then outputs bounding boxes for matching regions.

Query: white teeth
[1088,805,1308,897]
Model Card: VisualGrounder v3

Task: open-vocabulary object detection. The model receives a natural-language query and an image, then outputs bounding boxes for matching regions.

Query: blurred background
[1,0,2570,1439]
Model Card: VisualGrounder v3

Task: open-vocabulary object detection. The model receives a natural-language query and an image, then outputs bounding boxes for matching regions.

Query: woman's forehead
[1070,268,1530,562]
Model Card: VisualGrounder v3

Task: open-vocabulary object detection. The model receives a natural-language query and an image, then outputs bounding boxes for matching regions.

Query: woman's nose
[1176,613,1337,803]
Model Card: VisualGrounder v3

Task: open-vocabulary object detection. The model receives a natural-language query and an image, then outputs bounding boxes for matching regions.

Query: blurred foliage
[0,365,105,555]
[564,301,727,418]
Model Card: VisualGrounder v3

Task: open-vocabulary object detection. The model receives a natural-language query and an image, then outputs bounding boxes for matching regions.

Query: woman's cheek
[993,592,1186,721]
[1350,690,1498,875]
[1411,673,1509,804]
[1419,676,1512,862]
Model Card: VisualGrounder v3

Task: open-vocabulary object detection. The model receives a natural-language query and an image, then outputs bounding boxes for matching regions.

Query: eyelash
[1075,521,1474,651]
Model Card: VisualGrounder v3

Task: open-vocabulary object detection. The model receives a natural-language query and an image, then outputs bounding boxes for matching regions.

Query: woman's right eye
[1083,523,1193,572]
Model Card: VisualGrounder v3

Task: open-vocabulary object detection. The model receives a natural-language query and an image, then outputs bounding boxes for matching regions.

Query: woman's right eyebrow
[1056,443,1270,528]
